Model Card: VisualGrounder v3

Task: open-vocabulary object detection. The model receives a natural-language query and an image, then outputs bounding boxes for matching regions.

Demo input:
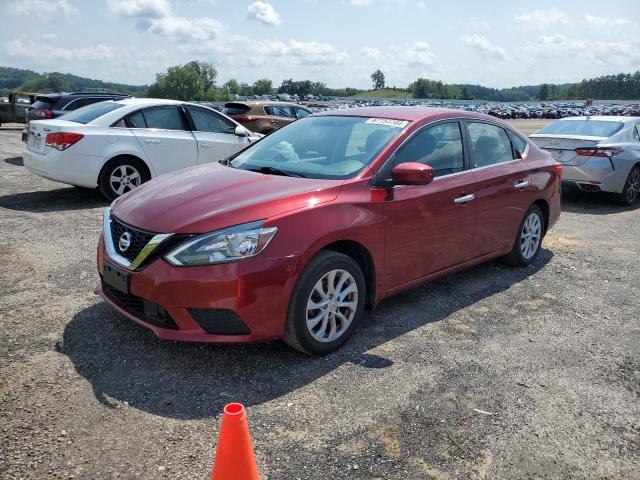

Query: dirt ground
[0,121,638,479]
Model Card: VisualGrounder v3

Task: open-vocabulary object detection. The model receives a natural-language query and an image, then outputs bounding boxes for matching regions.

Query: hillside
[0,67,147,96]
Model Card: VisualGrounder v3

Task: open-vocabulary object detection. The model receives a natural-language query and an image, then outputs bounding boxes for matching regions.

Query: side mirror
[391,162,434,186]
[235,125,251,137]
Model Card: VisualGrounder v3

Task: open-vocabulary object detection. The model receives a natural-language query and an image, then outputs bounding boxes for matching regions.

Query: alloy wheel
[625,168,640,203]
[109,165,142,196]
[306,269,358,343]
[520,212,542,260]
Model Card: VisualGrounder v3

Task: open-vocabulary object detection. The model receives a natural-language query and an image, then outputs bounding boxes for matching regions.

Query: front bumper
[96,239,299,343]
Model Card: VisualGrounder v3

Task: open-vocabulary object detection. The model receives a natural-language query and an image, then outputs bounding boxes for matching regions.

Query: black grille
[110,216,155,262]
[102,281,178,330]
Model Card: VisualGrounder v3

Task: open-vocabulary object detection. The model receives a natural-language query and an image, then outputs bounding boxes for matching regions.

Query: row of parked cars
[18,93,640,353]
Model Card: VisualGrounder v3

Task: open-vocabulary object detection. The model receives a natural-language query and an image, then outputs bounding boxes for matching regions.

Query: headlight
[165,221,277,266]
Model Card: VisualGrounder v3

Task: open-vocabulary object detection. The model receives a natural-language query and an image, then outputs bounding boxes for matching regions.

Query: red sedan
[96,107,561,354]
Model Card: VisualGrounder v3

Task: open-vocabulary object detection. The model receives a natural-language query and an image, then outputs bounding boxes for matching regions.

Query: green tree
[252,78,273,96]
[537,83,549,101]
[371,69,385,90]
[223,79,240,94]
[148,65,202,101]
[185,61,217,91]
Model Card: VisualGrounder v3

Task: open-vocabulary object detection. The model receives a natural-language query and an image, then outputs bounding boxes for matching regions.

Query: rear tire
[283,251,366,355]
[613,165,640,206]
[502,205,544,267]
[98,156,149,201]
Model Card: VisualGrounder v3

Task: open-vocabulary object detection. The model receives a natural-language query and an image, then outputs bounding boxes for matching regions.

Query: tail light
[31,109,52,119]
[575,147,622,157]
[552,162,563,179]
[45,132,84,151]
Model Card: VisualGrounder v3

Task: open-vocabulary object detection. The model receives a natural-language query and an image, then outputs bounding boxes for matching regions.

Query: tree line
[2,63,639,101]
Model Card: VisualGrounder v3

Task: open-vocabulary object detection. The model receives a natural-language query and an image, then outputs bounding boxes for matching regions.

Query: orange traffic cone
[211,403,259,480]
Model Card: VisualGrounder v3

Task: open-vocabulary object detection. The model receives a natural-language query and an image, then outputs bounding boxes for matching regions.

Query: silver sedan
[530,116,640,205]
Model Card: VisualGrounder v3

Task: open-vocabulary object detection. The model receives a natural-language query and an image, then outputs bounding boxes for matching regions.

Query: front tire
[98,157,149,201]
[614,165,640,206]
[283,251,366,355]
[502,205,544,267]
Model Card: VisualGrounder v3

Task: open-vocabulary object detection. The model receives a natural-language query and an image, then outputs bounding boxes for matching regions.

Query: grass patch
[354,88,413,98]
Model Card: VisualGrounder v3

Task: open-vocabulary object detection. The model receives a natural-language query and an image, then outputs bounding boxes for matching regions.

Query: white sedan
[23,98,262,199]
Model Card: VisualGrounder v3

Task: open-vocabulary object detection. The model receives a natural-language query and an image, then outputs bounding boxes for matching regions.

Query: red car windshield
[230,116,409,179]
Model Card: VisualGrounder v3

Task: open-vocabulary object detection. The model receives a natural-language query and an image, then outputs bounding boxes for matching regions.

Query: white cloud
[361,41,439,73]
[416,1,426,8]
[147,16,224,41]
[584,13,632,27]
[515,8,567,30]
[108,0,222,42]
[6,0,77,16]
[523,34,640,66]
[247,1,282,26]
[106,0,171,19]
[187,36,350,68]
[460,34,508,61]
[5,36,114,62]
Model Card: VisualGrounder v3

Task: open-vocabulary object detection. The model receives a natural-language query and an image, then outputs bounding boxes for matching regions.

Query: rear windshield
[538,120,624,137]
[31,98,55,110]
[59,102,124,124]
[223,103,250,116]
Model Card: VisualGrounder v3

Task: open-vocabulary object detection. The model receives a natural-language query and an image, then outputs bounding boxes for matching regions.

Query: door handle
[454,193,475,204]
[144,139,160,144]
[270,120,279,124]
[514,180,529,189]
[199,142,214,148]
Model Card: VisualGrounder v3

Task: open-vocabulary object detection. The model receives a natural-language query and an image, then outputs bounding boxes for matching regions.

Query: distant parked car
[223,101,312,134]
[22,92,131,141]
[0,91,36,126]
[23,98,261,200]
[530,116,640,205]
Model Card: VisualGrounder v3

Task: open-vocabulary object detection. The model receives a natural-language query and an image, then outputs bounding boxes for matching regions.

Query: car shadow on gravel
[61,250,553,420]
[0,186,107,212]
[4,156,23,166]
[561,190,640,215]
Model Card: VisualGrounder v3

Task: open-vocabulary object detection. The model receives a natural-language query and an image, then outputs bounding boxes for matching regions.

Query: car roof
[312,106,505,123]
[115,98,185,107]
[225,101,306,107]
[554,116,634,122]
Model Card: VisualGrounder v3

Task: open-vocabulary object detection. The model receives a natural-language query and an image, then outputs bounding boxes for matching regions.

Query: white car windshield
[538,119,624,137]
[230,116,408,179]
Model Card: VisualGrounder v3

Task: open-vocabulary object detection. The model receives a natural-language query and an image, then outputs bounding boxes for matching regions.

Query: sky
[1,0,639,89]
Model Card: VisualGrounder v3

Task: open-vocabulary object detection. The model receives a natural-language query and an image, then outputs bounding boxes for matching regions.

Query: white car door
[129,106,198,176]
[184,105,252,164]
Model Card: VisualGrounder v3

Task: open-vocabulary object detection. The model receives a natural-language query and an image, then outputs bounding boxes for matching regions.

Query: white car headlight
[165,221,278,266]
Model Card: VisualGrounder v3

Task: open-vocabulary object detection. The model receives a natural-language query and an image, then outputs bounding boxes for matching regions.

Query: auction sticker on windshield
[365,118,409,128]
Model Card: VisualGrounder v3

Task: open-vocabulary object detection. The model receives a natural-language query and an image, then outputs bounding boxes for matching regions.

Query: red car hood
[112,163,343,233]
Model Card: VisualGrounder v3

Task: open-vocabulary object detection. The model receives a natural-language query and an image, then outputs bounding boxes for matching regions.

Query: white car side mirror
[235,125,251,137]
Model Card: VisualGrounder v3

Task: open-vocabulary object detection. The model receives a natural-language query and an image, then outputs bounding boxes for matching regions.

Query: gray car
[530,116,640,205]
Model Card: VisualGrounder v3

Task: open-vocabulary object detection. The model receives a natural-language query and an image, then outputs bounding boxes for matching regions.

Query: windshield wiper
[248,166,306,178]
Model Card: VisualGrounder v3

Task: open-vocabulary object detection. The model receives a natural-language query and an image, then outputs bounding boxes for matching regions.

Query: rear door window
[394,122,465,177]
[31,99,55,110]
[509,131,528,157]
[141,106,188,131]
[265,105,295,118]
[467,122,514,168]
[126,111,146,128]
[186,106,236,134]
[294,107,311,118]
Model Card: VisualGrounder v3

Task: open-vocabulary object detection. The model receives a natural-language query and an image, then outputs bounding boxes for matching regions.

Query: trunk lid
[529,134,606,164]
[26,119,82,155]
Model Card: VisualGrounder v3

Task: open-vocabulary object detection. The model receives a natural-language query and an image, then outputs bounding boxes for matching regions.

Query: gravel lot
[0,123,638,479]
